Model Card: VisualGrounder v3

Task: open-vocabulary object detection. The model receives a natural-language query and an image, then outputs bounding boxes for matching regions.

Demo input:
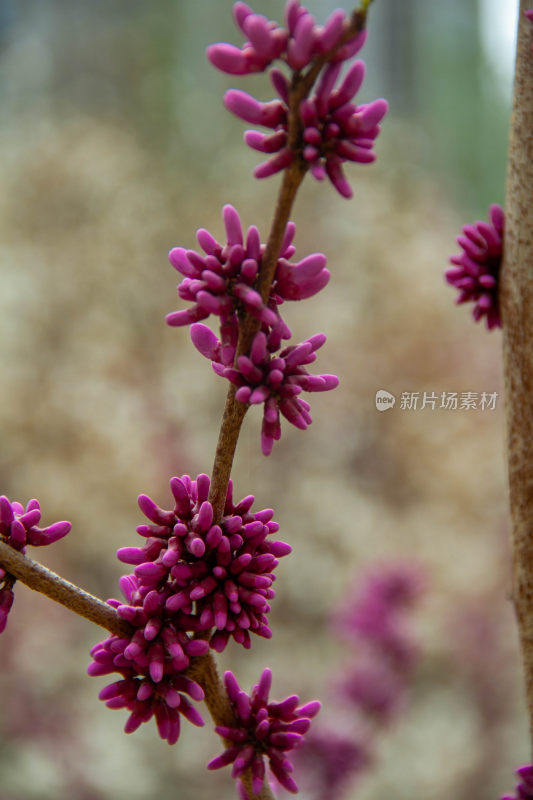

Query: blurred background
[0,1,525,799]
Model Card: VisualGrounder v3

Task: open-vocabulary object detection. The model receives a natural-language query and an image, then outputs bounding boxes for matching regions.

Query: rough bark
[501,0,533,750]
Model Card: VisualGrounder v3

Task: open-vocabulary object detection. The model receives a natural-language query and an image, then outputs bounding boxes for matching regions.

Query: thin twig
[0,541,131,637]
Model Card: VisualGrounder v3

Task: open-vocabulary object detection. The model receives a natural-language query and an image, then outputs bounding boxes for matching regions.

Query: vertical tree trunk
[500,0,533,750]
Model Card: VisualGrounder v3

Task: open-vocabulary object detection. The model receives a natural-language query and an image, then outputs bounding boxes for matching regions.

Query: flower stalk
[0,539,130,637]
[208,2,374,519]
[208,163,305,520]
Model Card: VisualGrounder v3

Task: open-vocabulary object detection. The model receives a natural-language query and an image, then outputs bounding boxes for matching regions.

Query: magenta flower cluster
[445,203,504,330]
[0,495,71,551]
[226,65,387,197]
[502,765,533,800]
[207,1,367,76]
[208,1,387,197]
[208,668,320,796]
[167,204,338,455]
[118,474,290,651]
[192,322,338,455]
[89,474,291,743]
[88,574,207,745]
[166,204,329,330]
[0,496,71,633]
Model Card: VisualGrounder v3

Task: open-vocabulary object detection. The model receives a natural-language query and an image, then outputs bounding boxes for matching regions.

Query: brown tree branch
[500,0,533,751]
[0,540,131,637]
[208,2,373,522]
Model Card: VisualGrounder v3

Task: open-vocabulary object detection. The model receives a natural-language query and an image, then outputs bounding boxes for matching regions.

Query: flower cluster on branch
[88,573,207,745]
[207,1,366,76]
[166,205,329,331]
[501,765,533,800]
[89,474,291,746]
[192,323,338,454]
[208,668,320,796]
[208,0,387,196]
[225,64,387,195]
[0,496,71,632]
[445,204,504,330]
[167,202,338,455]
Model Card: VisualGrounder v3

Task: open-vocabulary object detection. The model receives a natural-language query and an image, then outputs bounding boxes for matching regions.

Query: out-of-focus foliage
[0,2,522,799]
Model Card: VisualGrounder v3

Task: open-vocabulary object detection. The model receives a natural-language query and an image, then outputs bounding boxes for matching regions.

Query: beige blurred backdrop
[0,2,524,799]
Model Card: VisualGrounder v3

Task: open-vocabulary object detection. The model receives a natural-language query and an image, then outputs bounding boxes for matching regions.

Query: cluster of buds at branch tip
[0,496,71,633]
[501,764,533,800]
[445,204,504,330]
[208,668,320,796]
[207,1,367,76]
[208,0,387,197]
[88,474,292,746]
[192,323,338,455]
[166,205,330,330]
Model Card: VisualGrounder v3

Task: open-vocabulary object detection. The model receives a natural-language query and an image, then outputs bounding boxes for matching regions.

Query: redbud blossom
[166,205,329,331]
[445,204,504,330]
[225,63,387,196]
[192,323,339,455]
[0,496,71,633]
[88,574,206,745]
[117,474,290,651]
[501,764,533,800]
[0,495,71,550]
[207,668,320,795]
[207,1,366,76]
